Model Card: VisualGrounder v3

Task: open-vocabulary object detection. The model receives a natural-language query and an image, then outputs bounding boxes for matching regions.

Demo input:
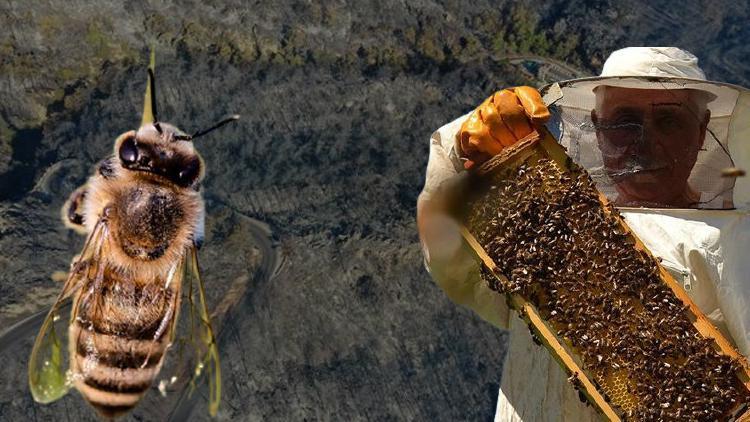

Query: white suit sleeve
[419,115,510,329]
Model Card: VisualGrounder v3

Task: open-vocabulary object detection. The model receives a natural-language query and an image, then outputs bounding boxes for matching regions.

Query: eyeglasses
[593,103,699,157]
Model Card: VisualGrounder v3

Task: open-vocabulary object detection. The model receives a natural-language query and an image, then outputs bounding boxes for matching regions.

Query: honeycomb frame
[458,128,750,420]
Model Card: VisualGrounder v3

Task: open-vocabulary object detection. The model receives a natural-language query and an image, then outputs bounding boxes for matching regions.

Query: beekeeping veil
[541,47,750,209]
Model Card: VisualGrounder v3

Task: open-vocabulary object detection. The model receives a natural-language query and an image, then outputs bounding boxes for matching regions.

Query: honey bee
[721,167,746,178]
[27,52,238,418]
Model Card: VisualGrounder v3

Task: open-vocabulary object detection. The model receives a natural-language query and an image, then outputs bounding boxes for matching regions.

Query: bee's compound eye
[178,158,200,185]
[119,137,138,164]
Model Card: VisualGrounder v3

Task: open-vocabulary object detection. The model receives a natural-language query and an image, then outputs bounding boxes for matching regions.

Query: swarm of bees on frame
[27,51,238,419]
[466,158,750,420]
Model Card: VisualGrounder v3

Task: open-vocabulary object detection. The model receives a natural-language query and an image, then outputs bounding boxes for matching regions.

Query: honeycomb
[465,151,750,420]
[596,369,637,414]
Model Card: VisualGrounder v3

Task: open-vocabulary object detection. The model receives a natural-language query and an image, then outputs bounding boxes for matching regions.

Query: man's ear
[698,109,711,150]
[591,109,605,148]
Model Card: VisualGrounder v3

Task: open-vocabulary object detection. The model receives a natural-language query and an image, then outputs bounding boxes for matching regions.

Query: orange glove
[457,86,550,170]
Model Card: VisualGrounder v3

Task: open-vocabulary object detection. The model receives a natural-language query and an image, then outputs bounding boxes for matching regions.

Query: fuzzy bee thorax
[112,184,185,260]
[82,172,204,279]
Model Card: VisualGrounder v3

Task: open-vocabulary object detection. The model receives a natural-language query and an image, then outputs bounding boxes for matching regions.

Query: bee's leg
[61,157,115,234]
[61,185,88,234]
[50,251,85,282]
[97,156,116,179]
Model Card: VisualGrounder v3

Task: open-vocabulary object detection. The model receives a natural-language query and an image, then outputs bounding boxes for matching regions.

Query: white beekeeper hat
[601,47,707,80]
[596,47,716,101]
[552,47,742,115]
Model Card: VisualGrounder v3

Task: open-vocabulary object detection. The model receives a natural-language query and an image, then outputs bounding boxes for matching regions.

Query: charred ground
[1,1,750,420]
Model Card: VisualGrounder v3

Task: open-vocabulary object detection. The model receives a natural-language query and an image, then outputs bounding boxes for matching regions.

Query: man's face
[592,87,709,207]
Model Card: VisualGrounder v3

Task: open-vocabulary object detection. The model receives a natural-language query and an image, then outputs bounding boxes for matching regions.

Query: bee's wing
[173,246,221,416]
[28,216,110,404]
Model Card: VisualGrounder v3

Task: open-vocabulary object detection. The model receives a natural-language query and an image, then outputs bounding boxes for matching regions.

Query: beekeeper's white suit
[418,47,750,421]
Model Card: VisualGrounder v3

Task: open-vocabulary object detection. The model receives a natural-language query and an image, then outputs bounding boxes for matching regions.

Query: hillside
[1,1,749,420]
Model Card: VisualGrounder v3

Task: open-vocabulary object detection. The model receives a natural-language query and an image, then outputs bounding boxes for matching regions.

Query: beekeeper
[417,46,750,421]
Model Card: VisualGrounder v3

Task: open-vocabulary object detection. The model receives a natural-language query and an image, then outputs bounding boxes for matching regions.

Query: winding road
[502,54,590,80]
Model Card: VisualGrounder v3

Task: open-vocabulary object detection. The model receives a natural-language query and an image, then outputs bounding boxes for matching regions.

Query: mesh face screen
[545,79,742,209]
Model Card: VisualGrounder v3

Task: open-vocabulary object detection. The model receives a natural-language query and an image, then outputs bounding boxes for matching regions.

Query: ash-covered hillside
[1,1,749,420]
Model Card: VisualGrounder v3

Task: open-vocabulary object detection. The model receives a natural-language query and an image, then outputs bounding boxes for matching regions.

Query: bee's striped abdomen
[69,269,176,418]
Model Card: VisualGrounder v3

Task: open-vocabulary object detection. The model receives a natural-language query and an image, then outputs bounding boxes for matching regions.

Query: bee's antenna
[190,115,240,140]
[148,68,158,123]
[141,48,158,126]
